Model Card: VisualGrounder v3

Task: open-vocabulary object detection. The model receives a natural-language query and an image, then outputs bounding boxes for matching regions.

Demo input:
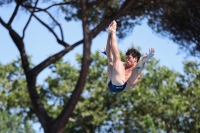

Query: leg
[105,33,114,85]
[108,21,126,85]
[108,21,121,62]
[105,34,113,64]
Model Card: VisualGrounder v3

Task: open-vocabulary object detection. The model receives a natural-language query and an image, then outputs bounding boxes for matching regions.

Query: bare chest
[125,69,132,80]
[123,63,137,81]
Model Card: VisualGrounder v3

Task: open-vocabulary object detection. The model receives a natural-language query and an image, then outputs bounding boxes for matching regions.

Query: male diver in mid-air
[102,20,155,92]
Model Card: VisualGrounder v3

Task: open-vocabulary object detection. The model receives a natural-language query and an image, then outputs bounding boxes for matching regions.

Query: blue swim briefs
[108,81,127,92]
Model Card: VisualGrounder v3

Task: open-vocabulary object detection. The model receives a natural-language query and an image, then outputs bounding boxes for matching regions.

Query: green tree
[0,58,38,122]
[146,0,200,57]
[0,0,158,132]
[1,49,200,132]
[40,50,200,133]
[1,0,200,132]
[0,110,35,133]
[70,51,200,133]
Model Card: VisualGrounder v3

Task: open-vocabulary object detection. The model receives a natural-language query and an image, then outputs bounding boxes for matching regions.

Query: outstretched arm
[134,48,155,72]
[127,48,155,89]
[138,48,155,65]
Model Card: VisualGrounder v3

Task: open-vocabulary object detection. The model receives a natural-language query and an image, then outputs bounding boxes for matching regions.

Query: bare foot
[108,20,117,33]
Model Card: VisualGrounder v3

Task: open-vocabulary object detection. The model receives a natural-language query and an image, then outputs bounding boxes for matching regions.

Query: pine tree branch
[23,1,77,12]
[22,0,39,39]
[44,10,64,41]
[52,0,92,131]
[91,0,136,38]
[31,40,83,76]
[30,12,69,47]
[8,3,20,26]
[0,17,30,73]
[1,17,51,130]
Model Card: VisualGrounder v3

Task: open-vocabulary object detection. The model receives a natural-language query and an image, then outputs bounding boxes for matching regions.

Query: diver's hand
[146,48,155,59]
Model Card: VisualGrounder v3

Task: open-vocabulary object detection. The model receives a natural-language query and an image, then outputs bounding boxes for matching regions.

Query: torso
[123,62,136,82]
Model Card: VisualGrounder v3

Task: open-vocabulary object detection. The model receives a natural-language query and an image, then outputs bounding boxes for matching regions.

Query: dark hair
[125,48,141,62]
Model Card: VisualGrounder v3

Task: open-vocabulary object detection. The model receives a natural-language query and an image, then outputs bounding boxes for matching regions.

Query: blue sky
[1,4,197,74]
[0,3,198,132]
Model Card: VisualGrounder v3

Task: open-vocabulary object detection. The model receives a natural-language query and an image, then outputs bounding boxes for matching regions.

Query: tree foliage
[0,58,39,122]
[146,0,200,57]
[64,51,200,133]
[1,0,200,132]
[0,110,35,133]
[0,0,160,132]
[59,0,200,56]
[1,50,200,132]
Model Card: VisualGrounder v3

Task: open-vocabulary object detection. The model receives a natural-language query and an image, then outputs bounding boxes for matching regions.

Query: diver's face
[126,55,137,67]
